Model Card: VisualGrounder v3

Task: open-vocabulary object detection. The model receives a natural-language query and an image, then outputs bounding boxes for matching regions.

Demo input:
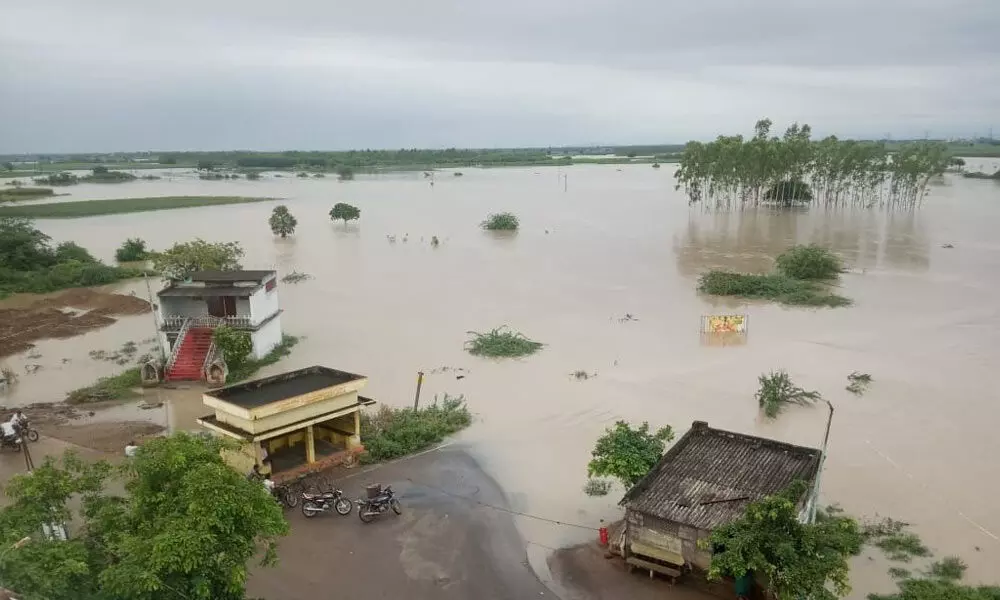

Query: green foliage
[196,159,217,171]
[480,212,519,231]
[328,202,360,224]
[889,567,912,579]
[709,483,863,600]
[268,204,297,237]
[756,370,821,418]
[0,434,288,600]
[226,335,299,383]
[868,579,1000,600]
[925,557,967,581]
[874,532,931,562]
[582,478,612,497]
[213,326,253,368]
[336,166,355,181]
[675,120,950,210]
[0,196,273,218]
[81,169,137,183]
[0,217,143,298]
[115,238,149,262]
[65,368,142,404]
[151,239,244,280]
[961,169,1000,180]
[765,179,814,204]
[847,371,874,395]
[244,171,261,180]
[295,171,309,178]
[360,395,472,462]
[776,245,842,280]
[0,186,54,202]
[698,271,852,307]
[33,172,79,186]
[587,421,674,488]
[465,326,543,358]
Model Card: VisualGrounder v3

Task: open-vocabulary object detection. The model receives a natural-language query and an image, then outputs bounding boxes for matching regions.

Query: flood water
[4,163,1000,597]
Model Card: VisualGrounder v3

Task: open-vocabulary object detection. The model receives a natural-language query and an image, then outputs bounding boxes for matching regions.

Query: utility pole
[808,400,834,523]
[413,371,424,410]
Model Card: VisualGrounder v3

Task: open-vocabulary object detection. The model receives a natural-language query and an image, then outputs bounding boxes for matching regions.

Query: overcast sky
[1,0,998,153]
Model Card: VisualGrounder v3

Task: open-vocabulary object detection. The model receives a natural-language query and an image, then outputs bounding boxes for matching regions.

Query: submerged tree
[329,202,360,225]
[587,421,674,488]
[268,204,297,237]
[675,119,950,211]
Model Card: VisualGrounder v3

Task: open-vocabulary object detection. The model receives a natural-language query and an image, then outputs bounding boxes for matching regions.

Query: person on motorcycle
[7,410,26,430]
[1,421,20,445]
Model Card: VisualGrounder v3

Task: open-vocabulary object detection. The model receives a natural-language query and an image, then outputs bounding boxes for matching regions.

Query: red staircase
[165,327,214,381]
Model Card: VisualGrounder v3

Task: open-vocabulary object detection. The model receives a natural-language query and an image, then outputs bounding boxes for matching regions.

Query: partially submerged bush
[698,271,851,307]
[465,326,543,358]
[846,371,873,395]
[765,179,814,204]
[583,478,612,497]
[115,238,149,262]
[481,212,519,231]
[776,245,842,280]
[756,370,821,418]
[360,394,471,462]
[213,326,252,368]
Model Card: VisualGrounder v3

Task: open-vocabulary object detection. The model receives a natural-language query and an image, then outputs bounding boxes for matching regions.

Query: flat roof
[158,287,252,297]
[188,270,275,283]
[206,365,367,409]
[622,421,820,530]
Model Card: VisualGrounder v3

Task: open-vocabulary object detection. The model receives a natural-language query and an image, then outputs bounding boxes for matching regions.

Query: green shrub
[329,202,360,224]
[765,179,813,204]
[756,370,821,418]
[33,172,78,186]
[481,212,519,231]
[66,368,142,404]
[213,326,252,368]
[55,241,97,264]
[776,245,842,280]
[583,478,612,497]
[115,238,149,262]
[336,166,355,181]
[360,395,471,462]
[465,326,543,358]
[698,271,851,307]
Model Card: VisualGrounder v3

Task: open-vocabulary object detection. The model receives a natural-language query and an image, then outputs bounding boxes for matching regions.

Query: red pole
[599,526,609,547]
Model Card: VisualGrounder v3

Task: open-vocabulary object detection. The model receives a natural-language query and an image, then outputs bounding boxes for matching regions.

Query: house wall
[214,389,358,435]
[625,511,713,570]
[159,296,208,318]
[249,280,280,325]
[250,314,282,359]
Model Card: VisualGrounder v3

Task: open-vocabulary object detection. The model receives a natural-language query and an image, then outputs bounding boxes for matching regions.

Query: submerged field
[3,162,999,598]
[0,195,275,217]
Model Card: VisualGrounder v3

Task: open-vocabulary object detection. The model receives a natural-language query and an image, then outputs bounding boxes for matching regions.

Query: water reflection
[674,206,930,277]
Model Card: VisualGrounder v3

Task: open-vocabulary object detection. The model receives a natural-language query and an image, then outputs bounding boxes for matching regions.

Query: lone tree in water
[329,202,360,226]
[268,205,297,238]
[587,420,674,488]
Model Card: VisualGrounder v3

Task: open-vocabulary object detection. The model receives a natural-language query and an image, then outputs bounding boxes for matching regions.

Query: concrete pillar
[306,426,316,464]
[347,410,362,451]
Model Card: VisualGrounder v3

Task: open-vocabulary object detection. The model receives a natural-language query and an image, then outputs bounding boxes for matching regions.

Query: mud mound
[0,288,150,357]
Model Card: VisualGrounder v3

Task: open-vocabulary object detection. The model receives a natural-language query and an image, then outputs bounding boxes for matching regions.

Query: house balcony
[160,314,255,332]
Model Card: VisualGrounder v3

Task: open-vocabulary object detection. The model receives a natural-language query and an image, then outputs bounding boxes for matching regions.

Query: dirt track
[0,288,150,357]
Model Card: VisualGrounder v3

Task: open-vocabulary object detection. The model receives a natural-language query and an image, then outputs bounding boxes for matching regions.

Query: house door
[206,296,237,317]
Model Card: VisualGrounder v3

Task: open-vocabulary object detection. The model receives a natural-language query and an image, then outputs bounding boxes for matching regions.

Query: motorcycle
[14,419,39,443]
[271,483,299,509]
[0,434,22,452]
[356,484,401,523]
[301,488,352,518]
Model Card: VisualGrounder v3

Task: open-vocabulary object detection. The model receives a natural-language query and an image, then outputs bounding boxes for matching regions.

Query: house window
[265,279,277,292]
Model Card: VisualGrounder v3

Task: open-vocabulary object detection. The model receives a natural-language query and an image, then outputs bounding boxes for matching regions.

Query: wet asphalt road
[247,447,553,600]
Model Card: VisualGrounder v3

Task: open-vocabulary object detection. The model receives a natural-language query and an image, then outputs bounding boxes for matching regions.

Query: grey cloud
[1,0,998,152]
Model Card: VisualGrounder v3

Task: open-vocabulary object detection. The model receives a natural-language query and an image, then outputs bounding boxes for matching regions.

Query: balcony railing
[161,314,254,331]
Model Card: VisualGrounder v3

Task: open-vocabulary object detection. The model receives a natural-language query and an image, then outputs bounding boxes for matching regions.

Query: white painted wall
[250,315,283,359]
[248,278,281,325]
[158,296,208,319]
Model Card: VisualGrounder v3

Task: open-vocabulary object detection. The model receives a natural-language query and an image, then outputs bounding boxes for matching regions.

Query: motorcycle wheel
[283,488,299,509]
[26,430,39,443]
[391,499,402,515]
[334,497,352,516]
[301,501,321,519]
[358,505,376,523]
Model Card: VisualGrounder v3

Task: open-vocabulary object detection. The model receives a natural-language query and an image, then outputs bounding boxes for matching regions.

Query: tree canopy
[329,203,360,225]
[151,239,244,280]
[587,421,674,488]
[268,205,297,237]
[708,483,863,600]
[0,434,288,600]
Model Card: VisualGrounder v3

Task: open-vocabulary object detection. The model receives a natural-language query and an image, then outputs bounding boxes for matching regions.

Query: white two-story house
[156,270,283,381]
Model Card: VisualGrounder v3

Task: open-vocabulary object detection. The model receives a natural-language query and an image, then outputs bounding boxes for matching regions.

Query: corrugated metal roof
[622,421,821,530]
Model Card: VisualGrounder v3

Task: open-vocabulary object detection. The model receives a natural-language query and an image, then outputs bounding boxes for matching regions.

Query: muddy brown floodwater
[2,163,999,598]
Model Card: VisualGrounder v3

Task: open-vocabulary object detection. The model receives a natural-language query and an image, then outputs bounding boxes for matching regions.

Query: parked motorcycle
[0,434,22,452]
[14,419,39,443]
[272,483,299,509]
[301,489,352,518]
[356,484,401,523]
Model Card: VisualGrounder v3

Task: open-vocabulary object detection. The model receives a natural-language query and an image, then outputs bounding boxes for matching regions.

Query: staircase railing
[165,317,193,374]
[202,339,221,379]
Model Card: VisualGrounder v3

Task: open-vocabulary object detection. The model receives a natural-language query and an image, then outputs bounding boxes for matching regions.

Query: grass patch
[480,212,519,231]
[847,371,874,395]
[775,244,842,280]
[280,271,311,284]
[755,370,821,418]
[0,187,55,202]
[66,368,142,404]
[925,556,967,581]
[698,271,851,307]
[583,478,612,497]
[0,196,274,218]
[887,567,911,579]
[873,532,931,562]
[226,334,299,383]
[465,326,543,358]
[360,394,471,463]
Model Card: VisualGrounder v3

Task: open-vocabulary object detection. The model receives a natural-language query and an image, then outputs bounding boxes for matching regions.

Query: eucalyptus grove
[675,119,950,211]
